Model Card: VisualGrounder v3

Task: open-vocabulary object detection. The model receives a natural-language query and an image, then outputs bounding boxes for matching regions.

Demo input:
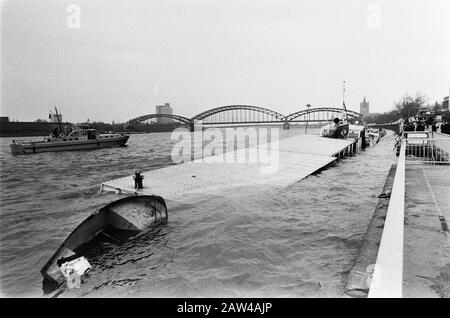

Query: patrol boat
[10,124,129,155]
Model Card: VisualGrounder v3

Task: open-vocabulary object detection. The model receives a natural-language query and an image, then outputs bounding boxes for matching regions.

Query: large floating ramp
[101,134,357,202]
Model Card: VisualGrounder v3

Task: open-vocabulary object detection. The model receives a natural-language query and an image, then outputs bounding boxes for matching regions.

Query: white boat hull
[10,135,129,155]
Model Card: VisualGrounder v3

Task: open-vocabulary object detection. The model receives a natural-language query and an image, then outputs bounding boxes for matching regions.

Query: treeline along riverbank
[0,121,184,137]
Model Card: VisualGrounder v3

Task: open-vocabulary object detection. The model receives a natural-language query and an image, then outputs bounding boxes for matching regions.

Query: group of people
[400,119,450,135]
[402,119,426,132]
[440,121,450,134]
[51,126,74,138]
[429,120,450,134]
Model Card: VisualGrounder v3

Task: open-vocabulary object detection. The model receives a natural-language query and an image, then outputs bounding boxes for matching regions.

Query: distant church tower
[360,97,370,116]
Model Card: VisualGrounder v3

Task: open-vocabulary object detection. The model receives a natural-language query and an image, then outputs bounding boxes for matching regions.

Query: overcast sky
[1,0,449,122]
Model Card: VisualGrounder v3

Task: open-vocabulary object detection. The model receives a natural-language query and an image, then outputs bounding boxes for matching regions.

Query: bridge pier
[283,121,290,130]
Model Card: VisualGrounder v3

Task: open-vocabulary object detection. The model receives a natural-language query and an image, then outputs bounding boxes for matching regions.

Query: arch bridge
[127,106,364,130]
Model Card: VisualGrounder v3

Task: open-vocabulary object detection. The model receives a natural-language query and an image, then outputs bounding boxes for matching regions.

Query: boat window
[87,130,96,140]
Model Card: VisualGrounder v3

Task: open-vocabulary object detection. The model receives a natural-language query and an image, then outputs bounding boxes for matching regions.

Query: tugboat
[10,108,129,155]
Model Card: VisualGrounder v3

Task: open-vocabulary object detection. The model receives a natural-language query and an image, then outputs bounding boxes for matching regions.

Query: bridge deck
[101,134,356,203]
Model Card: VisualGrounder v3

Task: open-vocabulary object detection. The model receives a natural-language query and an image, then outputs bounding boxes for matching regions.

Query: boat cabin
[67,128,97,140]
[47,125,98,142]
[46,124,121,142]
[348,124,365,139]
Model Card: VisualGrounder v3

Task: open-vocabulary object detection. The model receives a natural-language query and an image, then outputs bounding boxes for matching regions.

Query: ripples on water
[0,128,397,297]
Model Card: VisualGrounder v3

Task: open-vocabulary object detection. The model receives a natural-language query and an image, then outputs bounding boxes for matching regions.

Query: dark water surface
[0,128,397,297]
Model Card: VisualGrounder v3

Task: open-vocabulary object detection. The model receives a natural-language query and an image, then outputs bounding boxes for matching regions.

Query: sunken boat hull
[41,195,167,286]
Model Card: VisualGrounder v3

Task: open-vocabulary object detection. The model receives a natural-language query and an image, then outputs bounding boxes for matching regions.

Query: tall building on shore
[360,97,370,116]
[443,88,449,111]
[155,103,173,123]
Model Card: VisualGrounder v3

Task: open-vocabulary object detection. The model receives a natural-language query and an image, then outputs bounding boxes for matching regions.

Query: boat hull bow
[40,195,167,288]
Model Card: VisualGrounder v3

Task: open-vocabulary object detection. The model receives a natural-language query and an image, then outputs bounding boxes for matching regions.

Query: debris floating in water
[59,256,91,289]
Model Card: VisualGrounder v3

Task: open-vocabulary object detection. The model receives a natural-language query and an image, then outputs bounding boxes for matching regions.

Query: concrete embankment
[402,165,450,297]
[344,164,397,297]
[346,162,450,297]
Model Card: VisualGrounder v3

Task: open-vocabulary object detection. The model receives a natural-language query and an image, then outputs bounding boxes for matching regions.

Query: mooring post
[134,170,144,189]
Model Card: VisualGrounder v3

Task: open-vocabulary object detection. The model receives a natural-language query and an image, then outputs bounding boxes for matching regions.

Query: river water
[0,128,397,297]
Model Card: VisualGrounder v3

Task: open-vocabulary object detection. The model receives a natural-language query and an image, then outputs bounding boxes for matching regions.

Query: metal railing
[368,140,406,298]
[398,132,450,164]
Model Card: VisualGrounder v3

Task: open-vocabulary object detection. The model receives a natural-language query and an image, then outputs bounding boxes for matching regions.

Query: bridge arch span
[191,105,285,123]
[285,107,363,122]
[127,113,192,125]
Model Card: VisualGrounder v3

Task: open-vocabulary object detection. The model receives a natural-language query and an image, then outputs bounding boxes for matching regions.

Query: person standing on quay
[431,122,438,132]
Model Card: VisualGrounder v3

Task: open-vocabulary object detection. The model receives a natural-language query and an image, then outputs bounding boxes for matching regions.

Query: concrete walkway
[403,165,450,297]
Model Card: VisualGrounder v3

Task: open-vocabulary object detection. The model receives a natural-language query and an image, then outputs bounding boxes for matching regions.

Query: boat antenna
[53,104,63,133]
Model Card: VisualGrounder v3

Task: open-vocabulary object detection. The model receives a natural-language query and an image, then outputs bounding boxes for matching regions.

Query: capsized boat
[41,195,168,289]
[10,124,129,155]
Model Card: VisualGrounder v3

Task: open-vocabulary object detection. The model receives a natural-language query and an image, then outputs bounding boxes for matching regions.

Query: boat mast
[342,81,348,121]
[53,105,63,134]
